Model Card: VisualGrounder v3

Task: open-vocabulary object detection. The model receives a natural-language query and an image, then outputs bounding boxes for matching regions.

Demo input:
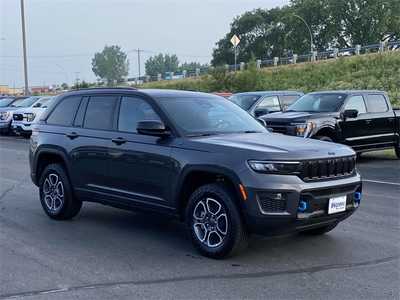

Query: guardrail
[132,41,400,83]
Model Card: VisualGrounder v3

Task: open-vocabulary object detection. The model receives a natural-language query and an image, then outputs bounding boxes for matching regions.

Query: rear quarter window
[46,96,82,126]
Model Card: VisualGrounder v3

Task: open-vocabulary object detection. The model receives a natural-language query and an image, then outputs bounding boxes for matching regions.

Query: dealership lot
[0,136,399,299]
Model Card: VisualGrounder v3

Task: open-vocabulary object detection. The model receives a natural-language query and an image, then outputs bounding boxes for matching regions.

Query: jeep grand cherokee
[29,88,362,258]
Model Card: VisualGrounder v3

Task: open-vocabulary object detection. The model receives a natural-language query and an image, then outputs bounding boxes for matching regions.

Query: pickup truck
[260,90,400,158]
[229,91,304,118]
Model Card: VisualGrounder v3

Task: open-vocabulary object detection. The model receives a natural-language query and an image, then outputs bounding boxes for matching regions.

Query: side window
[366,94,389,113]
[280,95,301,110]
[344,95,367,114]
[118,96,161,133]
[84,96,118,130]
[257,96,280,111]
[46,96,82,126]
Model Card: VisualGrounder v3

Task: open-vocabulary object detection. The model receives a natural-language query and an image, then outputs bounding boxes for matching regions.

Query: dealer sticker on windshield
[328,196,347,214]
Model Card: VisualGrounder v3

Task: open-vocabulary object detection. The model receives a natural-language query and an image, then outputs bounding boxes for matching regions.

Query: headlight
[0,111,10,121]
[292,122,316,137]
[248,160,301,175]
[24,113,36,122]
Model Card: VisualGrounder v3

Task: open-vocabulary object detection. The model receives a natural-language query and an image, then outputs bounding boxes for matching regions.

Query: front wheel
[315,135,333,142]
[186,184,248,259]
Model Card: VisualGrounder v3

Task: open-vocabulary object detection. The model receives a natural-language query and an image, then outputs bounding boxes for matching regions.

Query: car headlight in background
[248,160,301,175]
[292,121,316,137]
[0,111,11,121]
[24,113,36,122]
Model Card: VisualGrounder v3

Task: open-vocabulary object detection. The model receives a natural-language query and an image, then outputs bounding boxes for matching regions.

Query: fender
[173,164,243,210]
[32,145,71,185]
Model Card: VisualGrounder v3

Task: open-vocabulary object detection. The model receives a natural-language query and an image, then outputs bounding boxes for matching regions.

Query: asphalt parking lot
[0,136,399,300]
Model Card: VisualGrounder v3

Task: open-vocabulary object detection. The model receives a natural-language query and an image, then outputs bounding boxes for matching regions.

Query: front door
[339,95,370,148]
[107,95,176,210]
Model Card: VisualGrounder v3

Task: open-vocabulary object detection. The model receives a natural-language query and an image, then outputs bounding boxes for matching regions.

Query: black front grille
[257,192,287,213]
[13,114,23,121]
[300,156,356,181]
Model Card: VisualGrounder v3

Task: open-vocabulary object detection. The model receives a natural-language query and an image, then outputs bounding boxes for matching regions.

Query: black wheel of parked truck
[395,144,400,159]
[186,183,248,259]
[39,164,82,220]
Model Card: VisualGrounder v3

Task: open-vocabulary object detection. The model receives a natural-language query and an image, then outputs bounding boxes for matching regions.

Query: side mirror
[343,109,358,119]
[254,108,269,117]
[137,120,170,137]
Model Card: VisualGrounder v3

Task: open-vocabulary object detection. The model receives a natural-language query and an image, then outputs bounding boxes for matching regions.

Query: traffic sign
[230,35,240,47]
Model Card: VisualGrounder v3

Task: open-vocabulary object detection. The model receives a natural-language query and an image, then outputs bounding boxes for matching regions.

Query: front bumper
[0,120,12,131]
[12,121,32,134]
[241,174,362,235]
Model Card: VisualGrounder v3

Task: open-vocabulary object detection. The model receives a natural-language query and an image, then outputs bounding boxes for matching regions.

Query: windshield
[12,96,40,108]
[157,95,267,136]
[0,98,15,108]
[33,97,53,108]
[229,94,261,111]
[287,93,347,112]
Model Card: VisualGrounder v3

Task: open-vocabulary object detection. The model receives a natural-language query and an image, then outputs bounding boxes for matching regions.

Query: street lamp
[293,14,314,54]
[20,0,29,95]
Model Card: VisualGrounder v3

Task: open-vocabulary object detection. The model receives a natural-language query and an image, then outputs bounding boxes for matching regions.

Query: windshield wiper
[187,132,220,137]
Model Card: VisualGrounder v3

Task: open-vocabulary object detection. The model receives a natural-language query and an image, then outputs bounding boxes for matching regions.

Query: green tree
[92,45,129,86]
[211,0,400,65]
[178,62,208,72]
[61,83,69,90]
[145,54,179,77]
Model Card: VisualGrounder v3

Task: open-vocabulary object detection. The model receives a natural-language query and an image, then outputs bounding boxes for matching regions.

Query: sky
[0,0,289,88]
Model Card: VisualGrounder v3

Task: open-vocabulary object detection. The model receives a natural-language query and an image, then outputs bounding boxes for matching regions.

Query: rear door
[364,93,396,146]
[339,94,369,148]
[106,95,176,210]
[69,94,119,196]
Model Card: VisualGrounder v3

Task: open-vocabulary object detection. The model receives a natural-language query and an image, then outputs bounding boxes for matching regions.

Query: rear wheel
[186,183,248,259]
[39,164,82,220]
[301,223,338,235]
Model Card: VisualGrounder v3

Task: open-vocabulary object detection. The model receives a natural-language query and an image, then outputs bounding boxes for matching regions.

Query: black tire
[395,144,400,159]
[39,163,82,220]
[315,136,333,142]
[186,183,248,259]
[301,223,338,235]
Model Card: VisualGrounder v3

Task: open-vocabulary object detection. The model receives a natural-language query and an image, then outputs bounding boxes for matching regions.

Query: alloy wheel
[192,197,228,248]
[43,173,64,213]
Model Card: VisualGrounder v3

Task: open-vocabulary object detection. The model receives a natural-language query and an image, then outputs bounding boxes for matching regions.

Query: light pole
[293,14,313,54]
[20,0,29,95]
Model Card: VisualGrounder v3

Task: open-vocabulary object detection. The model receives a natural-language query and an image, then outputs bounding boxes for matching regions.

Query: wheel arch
[174,165,244,220]
[34,146,71,185]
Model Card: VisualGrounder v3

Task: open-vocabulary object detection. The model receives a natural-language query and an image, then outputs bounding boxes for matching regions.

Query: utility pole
[20,0,29,95]
[137,48,141,82]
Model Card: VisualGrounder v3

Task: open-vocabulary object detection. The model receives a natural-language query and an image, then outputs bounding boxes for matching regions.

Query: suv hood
[262,111,339,123]
[189,132,354,160]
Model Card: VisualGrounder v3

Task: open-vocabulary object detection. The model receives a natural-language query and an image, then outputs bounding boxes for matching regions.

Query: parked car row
[0,95,55,137]
[229,90,400,158]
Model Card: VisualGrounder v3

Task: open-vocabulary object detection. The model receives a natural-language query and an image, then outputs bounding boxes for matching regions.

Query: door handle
[66,132,79,139]
[365,119,372,124]
[112,137,127,145]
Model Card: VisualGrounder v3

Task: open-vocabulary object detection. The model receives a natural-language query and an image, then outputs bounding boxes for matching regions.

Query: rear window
[366,94,388,113]
[84,96,118,130]
[47,96,82,126]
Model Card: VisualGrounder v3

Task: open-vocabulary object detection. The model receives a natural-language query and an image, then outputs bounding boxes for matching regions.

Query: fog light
[298,199,308,212]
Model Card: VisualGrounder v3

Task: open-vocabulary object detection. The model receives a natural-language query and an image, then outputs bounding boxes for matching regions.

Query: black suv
[30,88,362,258]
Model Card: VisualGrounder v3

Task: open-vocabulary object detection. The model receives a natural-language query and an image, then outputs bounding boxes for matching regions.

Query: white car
[12,96,54,136]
